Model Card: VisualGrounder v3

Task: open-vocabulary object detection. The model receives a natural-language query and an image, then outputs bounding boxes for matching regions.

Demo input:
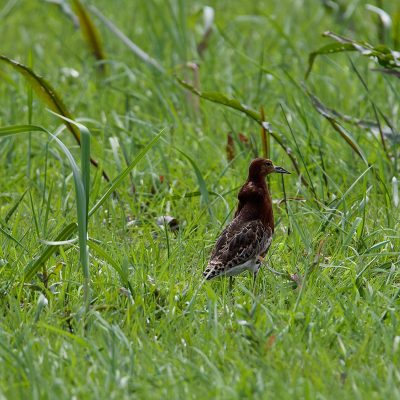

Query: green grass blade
[4,189,27,224]
[88,240,134,297]
[306,43,356,79]
[176,148,213,218]
[37,322,88,346]
[0,56,109,181]
[22,129,164,281]
[89,5,164,73]
[306,90,368,164]
[0,226,27,251]
[177,78,261,122]
[306,31,400,78]
[46,129,90,309]
[177,78,308,186]
[320,166,372,232]
[0,124,45,136]
[72,0,105,68]
[48,111,91,226]
[0,56,81,142]
[0,122,89,304]
[88,239,123,275]
[89,129,165,217]
[24,223,78,281]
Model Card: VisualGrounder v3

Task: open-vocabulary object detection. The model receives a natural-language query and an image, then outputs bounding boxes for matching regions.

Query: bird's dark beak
[274,166,290,174]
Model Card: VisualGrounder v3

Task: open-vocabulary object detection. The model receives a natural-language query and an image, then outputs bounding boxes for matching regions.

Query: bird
[203,158,290,281]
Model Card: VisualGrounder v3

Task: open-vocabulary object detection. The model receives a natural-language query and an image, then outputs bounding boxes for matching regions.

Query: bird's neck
[237,177,274,232]
[257,179,274,233]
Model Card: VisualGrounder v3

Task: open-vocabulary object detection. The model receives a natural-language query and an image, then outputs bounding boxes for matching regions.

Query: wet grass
[0,0,399,398]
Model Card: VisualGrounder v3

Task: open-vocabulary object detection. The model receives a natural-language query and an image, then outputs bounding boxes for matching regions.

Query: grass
[0,0,400,398]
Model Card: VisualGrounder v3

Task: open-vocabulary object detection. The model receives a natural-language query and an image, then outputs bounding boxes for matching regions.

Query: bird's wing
[209,223,235,259]
[204,219,272,279]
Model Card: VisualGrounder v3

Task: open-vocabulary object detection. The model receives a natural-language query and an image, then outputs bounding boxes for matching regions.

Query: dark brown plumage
[203,158,290,280]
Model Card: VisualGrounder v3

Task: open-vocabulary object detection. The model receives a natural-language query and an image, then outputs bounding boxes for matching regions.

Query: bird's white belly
[224,258,259,277]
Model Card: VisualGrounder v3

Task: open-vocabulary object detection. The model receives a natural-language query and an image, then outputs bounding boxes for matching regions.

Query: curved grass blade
[320,166,372,232]
[176,148,214,219]
[49,111,91,221]
[47,123,90,309]
[366,4,391,43]
[197,6,214,57]
[89,128,165,217]
[72,0,105,70]
[0,226,27,251]
[306,31,400,79]
[0,56,80,141]
[0,55,109,181]
[0,124,45,137]
[4,190,27,224]
[178,78,260,121]
[297,95,394,137]
[177,78,308,187]
[40,237,78,246]
[88,239,134,297]
[371,68,400,78]
[89,5,164,73]
[46,0,79,28]
[306,43,356,79]
[24,222,78,281]
[323,32,400,68]
[0,122,89,307]
[306,90,368,164]
[19,127,165,281]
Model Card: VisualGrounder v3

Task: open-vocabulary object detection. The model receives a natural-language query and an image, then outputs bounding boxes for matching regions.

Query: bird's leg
[229,276,234,292]
[252,257,263,295]
[252,270,258,294]
[227,276,235,305]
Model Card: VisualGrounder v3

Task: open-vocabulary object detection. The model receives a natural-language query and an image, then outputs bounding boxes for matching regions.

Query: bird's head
[248,158,290,180]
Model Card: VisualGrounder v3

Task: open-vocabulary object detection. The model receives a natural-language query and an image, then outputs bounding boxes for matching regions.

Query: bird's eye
[266,162,272,167]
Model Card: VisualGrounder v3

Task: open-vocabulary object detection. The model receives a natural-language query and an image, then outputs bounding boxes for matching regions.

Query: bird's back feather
[203,218,272,280]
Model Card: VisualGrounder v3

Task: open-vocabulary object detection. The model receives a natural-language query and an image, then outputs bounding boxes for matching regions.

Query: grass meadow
[1,0,400,398]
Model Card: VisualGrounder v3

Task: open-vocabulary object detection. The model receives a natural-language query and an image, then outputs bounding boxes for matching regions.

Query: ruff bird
[203,158,290,281]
